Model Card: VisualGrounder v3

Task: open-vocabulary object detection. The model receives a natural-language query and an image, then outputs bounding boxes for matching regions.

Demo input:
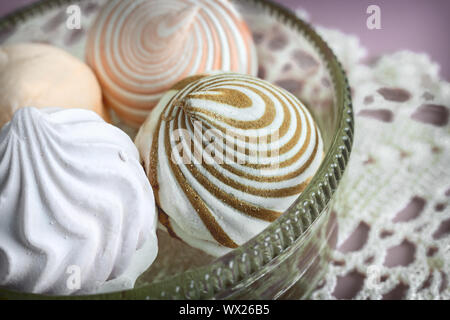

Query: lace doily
[309,20,450,300]
[1,1,448,300]
[242,5,449,299]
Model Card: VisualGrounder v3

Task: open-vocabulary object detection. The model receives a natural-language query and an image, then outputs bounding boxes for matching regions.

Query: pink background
[0,0,448,300]
[0,0,449,80]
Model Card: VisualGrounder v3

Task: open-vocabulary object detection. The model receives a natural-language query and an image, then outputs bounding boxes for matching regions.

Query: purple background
[0,0,449,80]
[0,0,447,299]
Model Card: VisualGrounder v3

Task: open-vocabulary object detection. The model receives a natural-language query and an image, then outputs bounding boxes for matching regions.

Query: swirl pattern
[135,73,324,256]
[0,107,158,295]
[86,0,258,127]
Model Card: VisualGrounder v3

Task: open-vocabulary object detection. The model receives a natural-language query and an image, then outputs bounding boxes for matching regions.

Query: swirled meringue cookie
[0,107,158,295]
[86,0,257,127]
[135,73,324,257]
[0,43,108,129]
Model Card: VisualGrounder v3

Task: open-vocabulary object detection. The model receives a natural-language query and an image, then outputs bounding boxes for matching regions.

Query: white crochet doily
[1,1,448,300]
[308,19,450,300]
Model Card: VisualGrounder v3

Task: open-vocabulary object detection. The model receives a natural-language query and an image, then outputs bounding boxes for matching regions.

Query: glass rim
[0,0,354,300]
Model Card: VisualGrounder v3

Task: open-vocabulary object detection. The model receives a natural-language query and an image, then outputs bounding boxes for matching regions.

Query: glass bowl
[0,0,353,300]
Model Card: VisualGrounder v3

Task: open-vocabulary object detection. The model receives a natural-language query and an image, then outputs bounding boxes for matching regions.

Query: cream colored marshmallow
[0,43,108,128]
